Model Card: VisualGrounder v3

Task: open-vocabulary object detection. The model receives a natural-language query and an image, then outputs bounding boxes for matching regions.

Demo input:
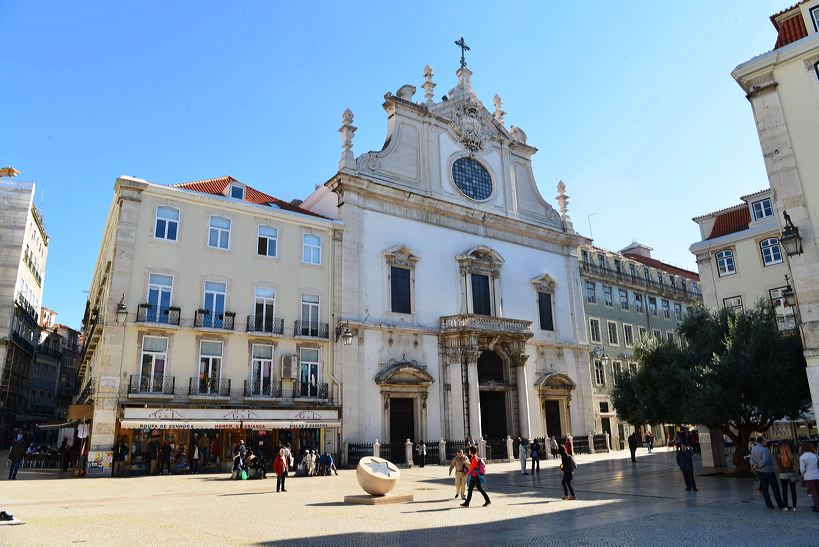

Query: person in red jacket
[274,448,289,492]
[460,446,490,508]
[564,436,573,456]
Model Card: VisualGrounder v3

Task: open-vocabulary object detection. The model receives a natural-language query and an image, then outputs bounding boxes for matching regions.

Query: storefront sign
[87,451,113,477]
[122,408,339,421]
[119,419,341,430]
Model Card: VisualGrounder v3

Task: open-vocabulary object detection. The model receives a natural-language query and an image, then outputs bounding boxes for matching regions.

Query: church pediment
[374,361,434,386]
[534,371,576,390]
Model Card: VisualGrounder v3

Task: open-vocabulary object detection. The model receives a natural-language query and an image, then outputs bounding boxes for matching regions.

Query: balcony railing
[128,375,175,395]
[38,344,61,359]
[194,310,235,330]
[246,315,284,335]
[188,377,231,397]
[580,262,702,301]
[137,304,181,326]
[293,382,329,400]
[23,252,42,286]
[77,376,96,404]
[440,314,533,336]
[15,294,39,323]
[244,379,282,398]
[11,331,35,354]
[293,321,329,338]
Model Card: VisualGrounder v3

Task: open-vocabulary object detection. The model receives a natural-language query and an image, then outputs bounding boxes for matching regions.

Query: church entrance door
[389,398,414,463]
[479,391,507,439]
[544,400,562,438]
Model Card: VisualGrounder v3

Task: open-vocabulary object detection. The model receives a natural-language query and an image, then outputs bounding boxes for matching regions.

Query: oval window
[452,157,493,201]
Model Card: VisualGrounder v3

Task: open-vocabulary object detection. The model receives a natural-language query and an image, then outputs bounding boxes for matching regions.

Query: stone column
[466,362,481,439]
[506,435,514,462]
[405,439,413,468]
[588,433,595,454]
[478,437,487,460]
[515,355,531,439]
[439,439,446,465]
[448,361,465,440]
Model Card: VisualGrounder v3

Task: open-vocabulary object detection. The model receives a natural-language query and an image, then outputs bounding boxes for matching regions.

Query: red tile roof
[619,253,699,282]
[172,176,327,218]
[772,12,808,49]
[707,207,750,240]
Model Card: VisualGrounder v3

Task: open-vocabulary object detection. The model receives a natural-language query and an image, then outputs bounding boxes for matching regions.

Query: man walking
[750,438,785,509]
[628,432,638,463]
[448,449,468,500]
[7,440,24,480]
[676,443,697,491]
[461,446,490,507]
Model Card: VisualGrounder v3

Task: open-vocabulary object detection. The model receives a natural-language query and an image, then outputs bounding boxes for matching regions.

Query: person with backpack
[461,446,490,507]
[776,441,798,511]
[558,444,576,500]
[799,441,819,512]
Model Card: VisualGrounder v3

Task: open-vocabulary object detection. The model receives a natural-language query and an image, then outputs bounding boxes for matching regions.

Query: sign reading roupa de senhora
[119,407,340,430]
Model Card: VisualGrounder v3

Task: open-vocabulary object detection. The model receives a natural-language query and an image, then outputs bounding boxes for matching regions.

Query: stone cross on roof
[455,37,470,69]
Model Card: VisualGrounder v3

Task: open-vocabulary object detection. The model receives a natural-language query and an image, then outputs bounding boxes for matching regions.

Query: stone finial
[422,64,436,105]
[492,94,506,125]
[556,180,570,223]
[339,108,357,174]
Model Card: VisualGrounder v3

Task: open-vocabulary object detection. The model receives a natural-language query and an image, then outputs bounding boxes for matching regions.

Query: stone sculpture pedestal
[343,456,413,505]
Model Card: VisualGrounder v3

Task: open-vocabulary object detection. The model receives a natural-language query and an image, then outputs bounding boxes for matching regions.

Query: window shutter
[538,292,553,331]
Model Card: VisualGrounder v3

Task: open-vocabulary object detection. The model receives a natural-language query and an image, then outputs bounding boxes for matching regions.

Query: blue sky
[0,1,785,329]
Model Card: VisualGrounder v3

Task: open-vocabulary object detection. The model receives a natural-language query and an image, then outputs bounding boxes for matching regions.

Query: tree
[612,302,810,476]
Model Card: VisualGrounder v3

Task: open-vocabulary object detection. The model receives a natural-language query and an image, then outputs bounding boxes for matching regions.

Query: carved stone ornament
[450,96,492,153]
[531,273,558,293]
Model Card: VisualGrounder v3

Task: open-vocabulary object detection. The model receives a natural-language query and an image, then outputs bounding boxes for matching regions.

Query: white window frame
[607,320,619,346]
[585,281,596,304]
[715,249,735,276]
[140,335,168,391]
[751,198,773,221]
[623,324,634,348]
[253,287,276,331]
[303,234,321,265]
[198,340,223,393]
[250,343,275,396]
[619,289,629,310]
[661,299,671,319]
[257,225,278,258]
[759,238,783,266]
[589,318,602,343]
[723,296,743,313]
[203,280,227,327]
[146,273,174,323]
[594,360,605,386]
[812,5,819,32]
[628,362,638,374]
[229,183,245,200]
[298,347,320,397]
[603,285,614,307]
[154,206,180,241]
[208,216,231,250]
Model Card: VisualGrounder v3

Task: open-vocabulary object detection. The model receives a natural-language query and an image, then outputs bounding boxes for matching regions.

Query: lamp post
[780,211,803,256]
[335,321,354,346]
[115,295,127,324]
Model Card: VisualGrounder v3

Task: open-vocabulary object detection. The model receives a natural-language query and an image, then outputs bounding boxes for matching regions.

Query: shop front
[117,407,340,475]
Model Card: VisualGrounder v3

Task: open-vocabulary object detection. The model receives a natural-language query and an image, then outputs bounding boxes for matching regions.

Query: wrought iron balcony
[137,304,181,326]
[293,382,329,400]
[188,377,231,397]
[128,375,175,396]
[194,309,235,330]
[440,314,533,336]
[293,321,329,338]
[246,315,284,335]
[77,376,96,404]
[37,344,62,359]
[579,262,702,302]
[243,379,282,398]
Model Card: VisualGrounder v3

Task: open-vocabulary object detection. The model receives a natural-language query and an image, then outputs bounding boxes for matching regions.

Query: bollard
[342,441,348,468]
[605,432,611,452]
[405,439,414,468]
[439,438,446,465]
[373,439,380,458]
[478,437,487,460]
[588,433,595,454]
[506,435,514,462]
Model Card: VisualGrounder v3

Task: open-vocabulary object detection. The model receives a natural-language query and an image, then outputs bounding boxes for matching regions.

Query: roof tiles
[619,253,700,282]
[707,207,751,240]
[773,13,808,49]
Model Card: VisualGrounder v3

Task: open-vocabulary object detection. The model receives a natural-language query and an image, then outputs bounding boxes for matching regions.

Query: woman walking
[558,444,576,500]
[274,448,289,492]
[776,441,798,511]
[799,442,819,512]
[461,446,490,508]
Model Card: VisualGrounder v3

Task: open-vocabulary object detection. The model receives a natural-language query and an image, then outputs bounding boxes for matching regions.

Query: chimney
[619,242,653,258]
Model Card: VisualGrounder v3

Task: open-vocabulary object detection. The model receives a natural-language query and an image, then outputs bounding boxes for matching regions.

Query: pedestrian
[274,448,288,492]
[676,443,697,491]
[211,438,219,465]
[798,441,819,513]
[550,436,559,459]
[749,437,785,509]
[564,435,573,456]
[284,443,294,474]
[460,445,490,507]
[776,441,798,511]
[149,441,159,475]
[414,441,421,467]
[420,441,427,468]
[160,440,172,475]
[628,432,638,462]
[190,437,200,474]
[60,438,70,472]
[558,444,576,500]
[448,448,469,500]
[324,452,338,475]
[646,432,655,453]
[531,439,541,474]
[112,438,128,477]
[7,440,24,480]
[466,435,476,449]
[518,438,529,475]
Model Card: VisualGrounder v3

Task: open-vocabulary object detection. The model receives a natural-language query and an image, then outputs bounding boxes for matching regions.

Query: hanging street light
[780,211,803,256]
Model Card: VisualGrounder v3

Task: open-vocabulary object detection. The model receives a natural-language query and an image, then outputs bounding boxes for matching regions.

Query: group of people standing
[749,438,819,512]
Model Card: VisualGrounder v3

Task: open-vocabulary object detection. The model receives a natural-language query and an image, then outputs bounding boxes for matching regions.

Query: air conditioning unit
[281,354,298,379]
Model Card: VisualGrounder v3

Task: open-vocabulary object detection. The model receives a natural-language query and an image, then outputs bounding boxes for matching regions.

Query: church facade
[303,63,595,450]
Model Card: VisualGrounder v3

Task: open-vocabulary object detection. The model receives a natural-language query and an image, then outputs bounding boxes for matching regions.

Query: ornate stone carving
[396,84,416,101]
[422,65,436,105]
[339,108,357,173]
[556,180,570,223]
[531,273,558,293]
[492,94,506,125]
[451,97,492,153]
[509,125,527,144]
[383,244,420,268]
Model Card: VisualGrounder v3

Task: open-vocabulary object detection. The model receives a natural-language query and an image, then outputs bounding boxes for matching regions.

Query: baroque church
[303,56,594,451]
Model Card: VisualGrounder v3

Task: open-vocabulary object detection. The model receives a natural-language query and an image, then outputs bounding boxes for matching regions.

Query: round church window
[452,157,493,201]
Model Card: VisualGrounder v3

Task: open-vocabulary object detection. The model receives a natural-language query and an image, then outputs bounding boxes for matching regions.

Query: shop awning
[36,419,80,430]
[119,419,341,430]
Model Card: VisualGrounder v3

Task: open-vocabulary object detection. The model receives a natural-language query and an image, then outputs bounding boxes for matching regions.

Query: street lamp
[780,211,803,256]
[115,294,127,324]
[335,321,354,346]
[782,275,797,308]
[590,345,608,364]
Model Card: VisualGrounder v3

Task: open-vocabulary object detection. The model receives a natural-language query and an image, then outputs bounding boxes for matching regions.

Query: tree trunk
[730,430,752,477]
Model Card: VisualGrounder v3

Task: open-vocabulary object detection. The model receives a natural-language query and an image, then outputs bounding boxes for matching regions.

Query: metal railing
[580,262,702,302]
[137,304,181,326]
[293,382,329,399]
[243,379,282,398]
[16,294,39,323]
[38,344,61,359]
[11,331,35,354]
[293,321,329,338]
[440,314,533,335]
[77,376,96,403]
[246,315,284,335]
[188,377,231,396]
[23,252,42,286]
[128,374,175,395]
[194,310,235,330]
[346,442,374,468]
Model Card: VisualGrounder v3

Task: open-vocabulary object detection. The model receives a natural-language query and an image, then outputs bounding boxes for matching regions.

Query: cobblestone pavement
[2,448,816,546]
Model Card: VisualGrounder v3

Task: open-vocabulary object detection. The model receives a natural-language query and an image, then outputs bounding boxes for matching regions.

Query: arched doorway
[477,351,508,439]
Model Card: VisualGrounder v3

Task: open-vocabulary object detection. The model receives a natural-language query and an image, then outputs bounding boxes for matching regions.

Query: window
[653,329,662,341]
[300,294,320,336]
[644,267,651,286]
[623,324,634,347]
[230,184,245,200]
[715,249,735,276]
[589,319,601,343]
[752,198,773,220]
[612,362,622,385]
[471,274,491,315]
[759,238,783,266]
[198,340,223,394]
[629,263,637,281]
[208,216,230,249]
[391,267,411,314]
[628,362,637,374]
[594,361,605,385]
[639,326,648,340]
[634,293,644,313]
[607,321,619,345]
[147,273,173,323]
[303,234,321,264]
[203,281,227,328]
[257,226,278,257]
[538,292,554,331]
[812,5,819,32]
[619,289,629,310]
[600,401,610,413]
[723,296,743,313]
[648,297,657,316]
[770,287,796,331]
[452,157,493,200]
[140,336,167,392]
[674,303,683,321]
[299,347,320,397]
[250,344,274,396]
[691,282,699,295]
[155,207,179,241]
[585,281,596,304]
[666,332,674,344]
[658,272,664,290]
[581,250,589,269]
[253,287,276,332]
[614,259,622,275]
[603,285,613,307]
[670,275,676,289]
[662,300,670,319]
[598,255,607,272]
